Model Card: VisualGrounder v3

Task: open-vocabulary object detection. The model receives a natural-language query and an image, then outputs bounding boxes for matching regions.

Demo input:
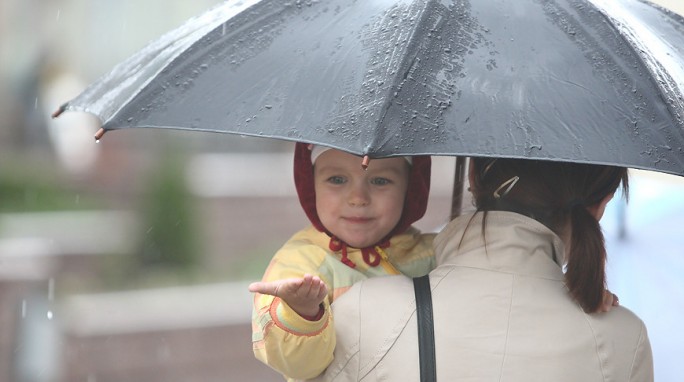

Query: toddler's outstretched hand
[249,274,328,319]
[598,289,620,312]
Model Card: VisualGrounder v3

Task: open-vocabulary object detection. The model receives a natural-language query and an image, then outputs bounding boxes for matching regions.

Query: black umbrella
[54,0,684,214]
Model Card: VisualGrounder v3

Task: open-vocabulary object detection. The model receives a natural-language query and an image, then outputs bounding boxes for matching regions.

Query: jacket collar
[434,211,566,280]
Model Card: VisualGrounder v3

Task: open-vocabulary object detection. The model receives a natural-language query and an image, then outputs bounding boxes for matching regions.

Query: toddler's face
[314,149,409,248]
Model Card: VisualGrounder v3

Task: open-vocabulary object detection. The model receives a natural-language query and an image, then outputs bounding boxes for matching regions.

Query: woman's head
[468,157,629,312]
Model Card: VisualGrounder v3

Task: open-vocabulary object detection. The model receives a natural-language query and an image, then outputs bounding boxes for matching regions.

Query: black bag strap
[413,274,436,382]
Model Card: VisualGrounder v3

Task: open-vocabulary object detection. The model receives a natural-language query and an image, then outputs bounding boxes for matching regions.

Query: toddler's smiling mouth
[344,216,373,223]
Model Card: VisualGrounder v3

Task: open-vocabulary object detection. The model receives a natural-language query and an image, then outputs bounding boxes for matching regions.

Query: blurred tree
[136,143,201,272]
[0,163,97,212]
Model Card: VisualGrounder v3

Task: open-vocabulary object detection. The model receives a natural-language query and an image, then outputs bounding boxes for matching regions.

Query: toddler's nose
[348,184,370,206]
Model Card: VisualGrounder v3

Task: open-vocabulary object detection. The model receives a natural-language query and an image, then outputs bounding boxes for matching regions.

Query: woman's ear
[587,192,615,221]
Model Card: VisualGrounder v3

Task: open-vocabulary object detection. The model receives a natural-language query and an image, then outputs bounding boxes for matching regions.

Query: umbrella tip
[94,127,106,142]
[51,103,67,119]
[361,155,370,170]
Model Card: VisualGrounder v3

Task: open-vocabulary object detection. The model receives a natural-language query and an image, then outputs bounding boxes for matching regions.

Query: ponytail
[565,203,605,312]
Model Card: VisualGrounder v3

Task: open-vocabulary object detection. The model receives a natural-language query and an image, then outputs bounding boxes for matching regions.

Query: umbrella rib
[371,1,437,155]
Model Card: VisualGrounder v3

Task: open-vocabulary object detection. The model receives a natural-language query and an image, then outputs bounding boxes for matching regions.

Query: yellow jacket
[252,225,435,380]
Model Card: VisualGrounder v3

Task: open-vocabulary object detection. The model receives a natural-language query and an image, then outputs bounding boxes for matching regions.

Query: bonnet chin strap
[328,237,390,268]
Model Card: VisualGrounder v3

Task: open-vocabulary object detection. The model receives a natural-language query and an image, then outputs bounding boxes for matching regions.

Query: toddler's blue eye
[371,177,391,186]
[327,176,345,184]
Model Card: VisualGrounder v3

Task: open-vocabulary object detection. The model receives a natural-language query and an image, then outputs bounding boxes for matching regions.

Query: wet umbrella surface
[56,0,684,176]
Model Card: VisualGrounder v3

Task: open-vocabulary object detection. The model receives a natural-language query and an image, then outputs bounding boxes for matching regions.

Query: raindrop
[34,97,39,110]
[127,117,133,122]
[95,139,100,144]
[47,311,53,320]
[75,195,80,204]
[264,105,273,109]
[48,278,55,301]
[21,300,26,318]
[55,9,61,21]
[246,118,251,122]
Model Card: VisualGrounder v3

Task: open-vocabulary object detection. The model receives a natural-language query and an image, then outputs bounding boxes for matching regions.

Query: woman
[310,158,653,381]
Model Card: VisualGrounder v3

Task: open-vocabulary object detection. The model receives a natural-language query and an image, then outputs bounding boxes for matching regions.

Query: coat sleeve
[252,243,336,380]
[629,322,654,382]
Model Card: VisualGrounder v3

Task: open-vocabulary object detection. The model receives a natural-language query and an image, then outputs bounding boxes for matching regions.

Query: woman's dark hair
[469,158,629,313]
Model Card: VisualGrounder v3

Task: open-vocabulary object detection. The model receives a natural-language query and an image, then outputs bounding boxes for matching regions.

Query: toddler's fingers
[248,281,275,295]
[249,279,301,297]
[597,289,619,312]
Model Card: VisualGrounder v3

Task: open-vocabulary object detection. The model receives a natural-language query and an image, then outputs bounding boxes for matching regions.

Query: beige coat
[311,211,653,382]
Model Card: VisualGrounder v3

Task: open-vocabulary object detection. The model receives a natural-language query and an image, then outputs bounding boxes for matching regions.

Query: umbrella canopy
[56,0,684,177]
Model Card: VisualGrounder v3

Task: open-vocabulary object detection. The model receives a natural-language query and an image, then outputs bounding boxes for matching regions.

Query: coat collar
[434,211,566,281]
